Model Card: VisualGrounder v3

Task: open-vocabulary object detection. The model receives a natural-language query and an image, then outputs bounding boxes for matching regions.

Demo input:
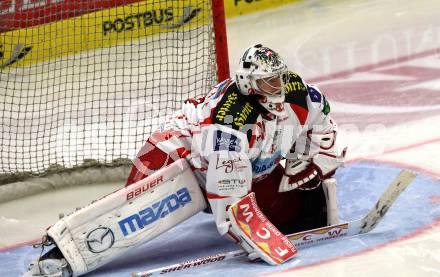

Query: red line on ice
[309,48,440,83]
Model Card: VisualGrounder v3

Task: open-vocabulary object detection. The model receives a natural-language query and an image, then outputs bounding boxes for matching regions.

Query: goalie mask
[236,44,288,116]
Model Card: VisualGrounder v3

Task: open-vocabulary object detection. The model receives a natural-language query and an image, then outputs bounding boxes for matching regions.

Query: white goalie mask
[235,44,288,116]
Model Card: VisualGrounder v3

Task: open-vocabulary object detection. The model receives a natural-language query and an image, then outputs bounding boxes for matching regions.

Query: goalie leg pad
[47,159,206,276]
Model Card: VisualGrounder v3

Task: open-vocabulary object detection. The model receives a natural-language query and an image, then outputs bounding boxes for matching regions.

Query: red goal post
[0,0,229,199]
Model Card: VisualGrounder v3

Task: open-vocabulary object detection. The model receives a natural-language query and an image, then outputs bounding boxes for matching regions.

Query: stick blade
[360,169,417,233]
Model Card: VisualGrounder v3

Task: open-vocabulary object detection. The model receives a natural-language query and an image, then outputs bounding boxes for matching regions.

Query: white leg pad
[322,178,340,225]
[47,159,206,277]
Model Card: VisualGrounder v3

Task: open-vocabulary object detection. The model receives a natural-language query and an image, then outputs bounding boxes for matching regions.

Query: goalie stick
[131,170,416,277]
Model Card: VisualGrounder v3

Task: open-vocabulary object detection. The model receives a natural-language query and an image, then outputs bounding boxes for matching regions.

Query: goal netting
[0,0,228,196]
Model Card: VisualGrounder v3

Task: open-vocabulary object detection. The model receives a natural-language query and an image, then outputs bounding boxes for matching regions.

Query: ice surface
[1,163,439,277]
[1,0,440,276]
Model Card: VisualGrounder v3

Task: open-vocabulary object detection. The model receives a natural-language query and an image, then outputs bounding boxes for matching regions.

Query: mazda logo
[86,227,115,253]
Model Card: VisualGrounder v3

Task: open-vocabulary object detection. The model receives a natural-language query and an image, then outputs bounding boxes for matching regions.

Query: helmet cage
[236,44,288,96]
[250,70,286,96]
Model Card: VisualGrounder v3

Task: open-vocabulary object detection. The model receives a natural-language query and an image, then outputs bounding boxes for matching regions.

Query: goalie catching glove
[227,192,297,265]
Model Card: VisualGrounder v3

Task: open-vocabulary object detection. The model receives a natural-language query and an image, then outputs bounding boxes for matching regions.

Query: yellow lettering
[233,102,253,128]
[216,92,238,122]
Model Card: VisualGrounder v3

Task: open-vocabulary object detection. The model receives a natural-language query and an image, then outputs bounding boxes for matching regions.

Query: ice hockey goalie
[24,44,345,277]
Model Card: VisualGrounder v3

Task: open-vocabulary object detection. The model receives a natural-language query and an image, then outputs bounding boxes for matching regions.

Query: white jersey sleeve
[306,84,346,177]
[298,83,343,164]
[280,73,346,192]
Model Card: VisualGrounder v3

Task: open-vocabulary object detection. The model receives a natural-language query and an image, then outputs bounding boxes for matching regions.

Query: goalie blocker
[27,159,207,277]
[228,192,298,265]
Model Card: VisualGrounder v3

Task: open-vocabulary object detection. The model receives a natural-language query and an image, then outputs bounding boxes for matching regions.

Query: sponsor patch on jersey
[308,85,322,103]
[233,101,255,129]
[213,84,261,132]
[213,130,241,151]
[284,71,308,108]
[215,156,247,174]
[251,151,281,174]
[214,90,239,123]
[217,178,247,194]
[283,71,310,125]
[284,71,307,95]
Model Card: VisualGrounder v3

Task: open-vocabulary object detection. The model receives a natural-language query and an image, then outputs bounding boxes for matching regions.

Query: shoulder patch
[307,85,322,103]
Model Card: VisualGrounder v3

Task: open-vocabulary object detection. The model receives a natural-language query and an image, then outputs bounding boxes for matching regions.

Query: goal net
[0,0,228,193]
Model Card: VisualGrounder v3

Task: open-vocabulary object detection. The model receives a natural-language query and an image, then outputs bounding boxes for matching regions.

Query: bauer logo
[213,130,241,152]
[118,188,192,236]
[86,227,115,253]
